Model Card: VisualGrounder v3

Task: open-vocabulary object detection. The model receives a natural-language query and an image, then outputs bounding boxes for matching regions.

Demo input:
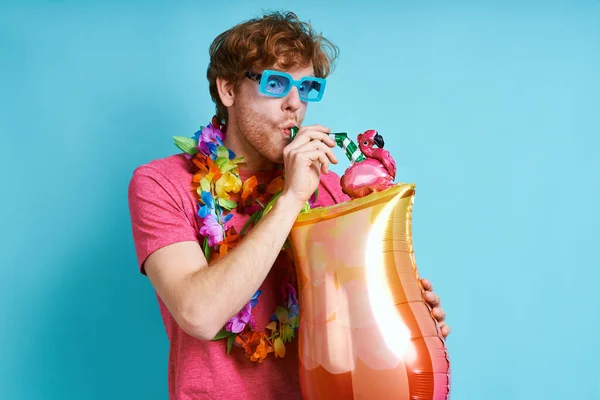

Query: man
[128,11,450,399]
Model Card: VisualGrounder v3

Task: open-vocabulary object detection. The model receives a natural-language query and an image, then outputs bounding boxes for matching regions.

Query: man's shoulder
[128,153,195,200]
[132,153,192,181]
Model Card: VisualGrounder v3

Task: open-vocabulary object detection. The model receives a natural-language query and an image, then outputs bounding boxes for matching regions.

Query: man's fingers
[420,278,449,337]
[293,141,338,164]
[424,291,440,307]
[421,278,432,291]
[297,150,330,174]
[432,307,446,322]
[295,131,336,148]
[439,322,451,338]
[298,124,331,135]
[310,141,338,164]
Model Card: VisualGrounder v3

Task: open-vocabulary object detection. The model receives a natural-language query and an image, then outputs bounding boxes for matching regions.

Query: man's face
[229,64,314,164]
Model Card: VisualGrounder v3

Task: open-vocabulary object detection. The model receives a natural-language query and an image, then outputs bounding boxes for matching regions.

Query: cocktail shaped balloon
[289,128,451,399]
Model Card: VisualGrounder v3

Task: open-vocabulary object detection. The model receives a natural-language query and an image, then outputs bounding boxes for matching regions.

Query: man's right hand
[281,124,339,205]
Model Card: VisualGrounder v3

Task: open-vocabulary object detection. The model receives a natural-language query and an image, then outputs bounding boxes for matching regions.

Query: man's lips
[281,123,297,138]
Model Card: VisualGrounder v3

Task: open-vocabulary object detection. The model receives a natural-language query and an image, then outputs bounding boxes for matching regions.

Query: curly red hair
[207,11,339,123]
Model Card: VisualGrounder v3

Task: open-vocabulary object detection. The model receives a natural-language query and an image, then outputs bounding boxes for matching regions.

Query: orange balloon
[290,183,451,399]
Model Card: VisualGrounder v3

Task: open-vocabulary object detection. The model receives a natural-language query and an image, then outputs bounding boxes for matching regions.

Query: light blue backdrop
[1,0,598,399]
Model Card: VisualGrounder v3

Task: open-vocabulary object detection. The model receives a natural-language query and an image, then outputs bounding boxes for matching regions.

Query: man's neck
[222,128,275,172]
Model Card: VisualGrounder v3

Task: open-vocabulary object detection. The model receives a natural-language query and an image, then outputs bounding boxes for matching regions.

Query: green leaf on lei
[231,156,245,164]
[217,145,229,159]
[262,191,282,217]
[200,178,211,193]
[279,324,287,342]
[218,198,237,210]
[288,316,299,329]
[241,211,260,235]
[173,136,199,156]
[275,306,289,324]
[220,161,240,172]
[282,323,295,343]
[215,156,229,169]
[212,328,232,340]
[202,236,212,261]
[226,334,236,354]
[301,201,311,213]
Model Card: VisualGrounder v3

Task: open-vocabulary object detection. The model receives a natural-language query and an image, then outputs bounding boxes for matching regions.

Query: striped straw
[289,127,365,164]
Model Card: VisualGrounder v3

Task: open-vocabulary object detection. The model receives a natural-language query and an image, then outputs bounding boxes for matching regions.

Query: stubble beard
[236,103,287,165]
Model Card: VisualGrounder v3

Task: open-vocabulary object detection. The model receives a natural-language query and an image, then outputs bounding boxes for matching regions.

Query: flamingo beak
[374,133,385,148]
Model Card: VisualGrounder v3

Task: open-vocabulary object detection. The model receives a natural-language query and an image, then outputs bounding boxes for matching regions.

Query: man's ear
[216,77,235,107]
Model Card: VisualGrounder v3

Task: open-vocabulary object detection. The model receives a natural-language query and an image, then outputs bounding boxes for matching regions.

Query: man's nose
[283,86,302,111]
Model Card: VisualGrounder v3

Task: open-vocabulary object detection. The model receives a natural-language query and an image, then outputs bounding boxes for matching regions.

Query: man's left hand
[421,278,451,338]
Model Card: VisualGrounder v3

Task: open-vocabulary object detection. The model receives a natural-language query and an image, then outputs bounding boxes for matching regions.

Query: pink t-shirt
[128,153,349,399]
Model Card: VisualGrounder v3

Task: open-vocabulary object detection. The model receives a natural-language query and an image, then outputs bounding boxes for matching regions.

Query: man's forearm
[181,192,305,340]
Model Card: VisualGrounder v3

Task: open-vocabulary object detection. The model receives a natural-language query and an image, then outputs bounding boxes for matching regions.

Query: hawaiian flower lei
[173,116,310,363]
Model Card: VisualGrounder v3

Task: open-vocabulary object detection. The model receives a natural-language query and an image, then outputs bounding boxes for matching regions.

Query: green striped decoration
[289,127,365,164]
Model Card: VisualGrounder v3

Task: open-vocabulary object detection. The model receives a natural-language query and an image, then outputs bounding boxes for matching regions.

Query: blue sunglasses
[245,70,327,102]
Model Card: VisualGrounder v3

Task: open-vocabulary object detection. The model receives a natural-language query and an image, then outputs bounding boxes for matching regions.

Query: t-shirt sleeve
[128,165,199,274]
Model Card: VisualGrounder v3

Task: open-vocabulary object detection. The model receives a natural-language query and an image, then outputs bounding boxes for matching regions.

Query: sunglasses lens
[264,74,291,96]
[298,78,323,101]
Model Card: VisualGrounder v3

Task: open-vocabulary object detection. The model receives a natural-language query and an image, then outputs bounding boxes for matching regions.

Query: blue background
[1,0,598,399]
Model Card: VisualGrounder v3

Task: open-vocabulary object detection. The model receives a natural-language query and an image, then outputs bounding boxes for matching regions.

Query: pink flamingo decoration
[341,130,397,199]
